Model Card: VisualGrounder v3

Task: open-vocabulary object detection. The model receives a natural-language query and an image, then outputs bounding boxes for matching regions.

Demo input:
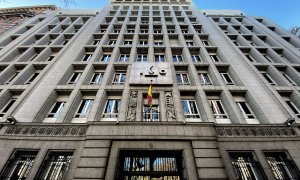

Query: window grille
[116,150,183,180]
[264,152,300,180]
[36,152,73,180]
[229,152,267,180]
[0,151,38,180]
[143,105,159,122]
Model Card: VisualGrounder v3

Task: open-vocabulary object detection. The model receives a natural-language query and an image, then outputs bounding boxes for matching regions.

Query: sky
[0,0,299,30]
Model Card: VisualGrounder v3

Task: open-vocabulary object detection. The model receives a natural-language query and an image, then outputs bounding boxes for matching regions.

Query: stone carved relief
[4,125,87,136]
[216,127,298,137]
[127,91,138,121]
[165,92,176,121]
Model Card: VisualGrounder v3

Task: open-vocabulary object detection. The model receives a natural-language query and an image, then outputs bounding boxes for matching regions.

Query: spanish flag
[147,81,153,108]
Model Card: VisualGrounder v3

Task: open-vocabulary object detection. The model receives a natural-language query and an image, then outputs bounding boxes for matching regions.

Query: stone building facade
[0,0,300,179]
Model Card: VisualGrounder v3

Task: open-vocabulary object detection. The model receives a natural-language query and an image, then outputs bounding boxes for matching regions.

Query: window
[154,55,165,62]
[5,72,19,84]
[186,41,194,46]
[119,54,130,62]
[90,72,103,84]
[202,40,210,46]
[264,152,300,179]
[154,41,163,46]
[229,152,267,180]
[154,30,161,33]
[168,30,175,33]
[124,41,133,45]
[191,55,201,62]
[210,55,220,62]
[143,105,159,122]
[127,30,135,33]
[199,73,212,85]
[103,99,121,118]
[47,56,55,61]
[113,72,126,84]
[245,54,255,62]
[176,73,190,85]
[137,54,148,62]
[25,73,39,84]
[263,54,272,62]
[286,101,300,117]
[0,150,38,180]
[220,73,235,85]
[0,98,16,117]
[68,72,81,84]
[108,40,116,45]
[92,40,100,45]
[182,100,200,118]
[282,73,297,86]
[61,40,68,45]
[139,40,148,46]
[141,30,148,33]
[262,73,277,85]
[75,99,94,118]
[48,101,65,118]
[114,30,120,33]
[101,54,111,62]
[117,150,183,180]
[236,101,255,119]
[172,55,184,62]
[208,100,228,118]
[36,151,73,180]
[182,30,189,33]
[100,30,106,33]
[82,54,92,61]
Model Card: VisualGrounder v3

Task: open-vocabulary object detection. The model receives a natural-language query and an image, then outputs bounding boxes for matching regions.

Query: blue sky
[0,0,298,29]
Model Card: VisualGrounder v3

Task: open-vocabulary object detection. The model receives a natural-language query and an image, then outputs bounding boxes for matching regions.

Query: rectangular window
[208,100,228,118]
[36,151,73,180]
[199,73,212,85]
[229,152,267,180]
[0,150,38,180]
[286,101,300,117]
[220,73,235,85]
[90,72,103,84]
[143,105,159,122]
[140,30,148,33]
[210,55,220,62]
[139,41,148,46]
[186,41,194,46]
[47,56,55,61]
[154,55,165,62]
[245,54,255,62]
[124,41,133,45]
[154,42,163,46]
[68,72,81,84]
[119,54,130,62]
[263,54,272,62]
[191,55,201,62]
[127,30,135,33]
[25,73,39,84]
[113,72,126,84]
[182,100,200,118]
[92,40,100,45]
[264,152,300,179]
[137,54,148,62]
[48,101,65,118]
[182,30,189,33]
[82,54,92,61]
[117,150,182,179]
[108,40,116,45]
[6,72,19,84]
[75,99,94,118]
[283,74,297,86]
[0,98,16,117]
[236,101,255,119]
[172,55,184,62]
[101,54,111,62]
[262,73,277,85]
[176,73,190,85]
[103,99,121,118]
[202,40,210,46]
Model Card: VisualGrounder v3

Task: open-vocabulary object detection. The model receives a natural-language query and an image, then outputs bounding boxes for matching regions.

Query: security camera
[7,116,18,125]
[284,117,295,127]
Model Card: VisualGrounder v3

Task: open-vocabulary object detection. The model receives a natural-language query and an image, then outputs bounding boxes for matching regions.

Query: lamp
[7,116,18,125]
[284,117,295,127]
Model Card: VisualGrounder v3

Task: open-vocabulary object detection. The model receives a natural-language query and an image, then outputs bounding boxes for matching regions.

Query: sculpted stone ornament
[165,92,176,120]
[127,91,138,121]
